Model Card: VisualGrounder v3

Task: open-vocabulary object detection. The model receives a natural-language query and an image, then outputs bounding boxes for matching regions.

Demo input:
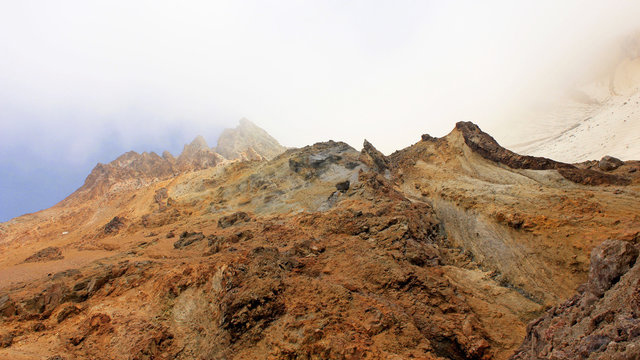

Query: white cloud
[1,0,639,157]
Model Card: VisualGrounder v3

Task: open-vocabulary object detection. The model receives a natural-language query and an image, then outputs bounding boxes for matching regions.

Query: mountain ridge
[0,121,639,359]
[67,119,285,202]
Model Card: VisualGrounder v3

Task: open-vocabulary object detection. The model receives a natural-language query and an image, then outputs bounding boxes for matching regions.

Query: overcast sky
[1,0,639,221]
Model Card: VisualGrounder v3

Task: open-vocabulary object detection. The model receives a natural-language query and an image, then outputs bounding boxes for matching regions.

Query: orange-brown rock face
[0,122,639,359]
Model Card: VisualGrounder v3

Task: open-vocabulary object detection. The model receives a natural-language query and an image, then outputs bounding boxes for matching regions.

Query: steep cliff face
[0,122,639,359]
[511,240,640,360]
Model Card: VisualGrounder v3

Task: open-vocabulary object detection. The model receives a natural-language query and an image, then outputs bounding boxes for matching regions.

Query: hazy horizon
[2,0,640,221]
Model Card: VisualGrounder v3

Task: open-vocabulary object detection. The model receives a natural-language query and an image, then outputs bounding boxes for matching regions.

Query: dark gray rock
[599,156,624,171]
[104,216,125,234]
[336,180,350,192]
[360,140,389,173]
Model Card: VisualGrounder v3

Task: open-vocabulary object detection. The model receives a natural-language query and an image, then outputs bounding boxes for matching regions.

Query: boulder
[599,155,624,171]
[336,180,350,192]
[218,212,251,229]
[104,216,125,234]
[588,239,638,297]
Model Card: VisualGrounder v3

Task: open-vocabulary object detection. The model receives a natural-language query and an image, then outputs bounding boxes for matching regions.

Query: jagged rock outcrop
[287,141,360,181]
[73,142,217,200]
[359,139,390,174]
[1,121,639,359]
[77,151,176,198]
[239,146,265,161]
[216,118,286,160]
[173,136,224,172]
[71,120,283,199]
[511,240,640,359]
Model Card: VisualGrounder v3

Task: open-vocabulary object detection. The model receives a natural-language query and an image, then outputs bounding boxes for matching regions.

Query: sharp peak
[187,135,210,149]
[229,118,263,133]
[362,139,378,148]
[430,121,484,141]
[454,121,482,131]
[238,117,255,127]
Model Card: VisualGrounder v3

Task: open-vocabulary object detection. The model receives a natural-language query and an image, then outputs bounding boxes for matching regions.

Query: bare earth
[1,121,639,359]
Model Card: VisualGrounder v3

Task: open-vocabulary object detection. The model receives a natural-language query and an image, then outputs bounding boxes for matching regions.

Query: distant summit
[174,135,222,172]
[216,118,286,161]
[73,119,285,199]
[183,135,209,152]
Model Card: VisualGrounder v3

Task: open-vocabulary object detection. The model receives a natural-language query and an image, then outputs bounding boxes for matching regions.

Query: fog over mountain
[3,2,640,359]
[1,1,640,220]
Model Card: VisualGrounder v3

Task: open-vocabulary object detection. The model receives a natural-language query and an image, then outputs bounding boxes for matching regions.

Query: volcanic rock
[335,180,350,192]
[69,120,282,200]
[599,155,625,171]
[0,295,16,318]
[511,240,640,359]
[0,333,13,348]
[288,141,357,180]
[56,304,81,323]
[77,151,176,199]
[455,121,631,186]
[218,212,251,229]
[360,139,389,173]
[1,121,639,359]
[24,246,64,263]
[587,239,638,297]
[174,136,224,172]
[103,216,125,234]
[173,231,206,249]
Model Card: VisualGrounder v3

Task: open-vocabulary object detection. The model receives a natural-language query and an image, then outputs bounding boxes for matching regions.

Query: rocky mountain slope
[0,121,639,359]
[512,239,640,359]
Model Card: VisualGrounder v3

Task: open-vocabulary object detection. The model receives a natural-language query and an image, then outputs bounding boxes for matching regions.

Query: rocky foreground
[0,121,639,359]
